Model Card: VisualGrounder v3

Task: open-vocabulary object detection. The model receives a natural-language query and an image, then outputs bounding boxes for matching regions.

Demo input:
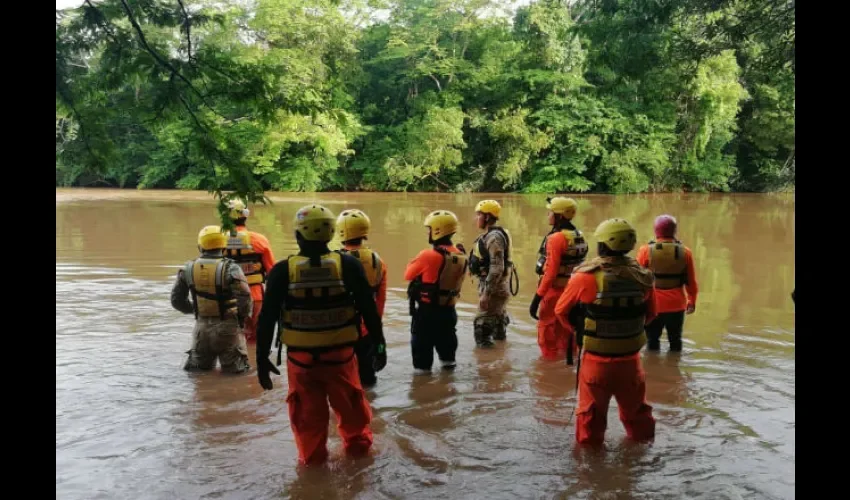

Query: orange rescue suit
[555,265,658,446]
[536,231,573,359]
[230,226,275,342]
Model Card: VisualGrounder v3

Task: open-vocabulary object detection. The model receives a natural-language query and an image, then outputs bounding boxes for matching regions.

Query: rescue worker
[469,200,517,348]
[405,210,468,374]
[224,199,276,343]
[171,225,253,373]
[530,197,588,361]
[636,214,698,352]
[336,208,387,388]
[555,218,657,446]
[254,204,387,466]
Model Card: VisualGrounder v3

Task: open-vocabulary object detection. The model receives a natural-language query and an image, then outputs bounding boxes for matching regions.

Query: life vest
[535,228,589,287]
[225,230,265,286]
[184,257,237,320]
[648,240,687,290]
[280,252,360,350]
[581,266,648,356]
[469,227,513,279]
[340,247,383,295]
[410,247,468,307]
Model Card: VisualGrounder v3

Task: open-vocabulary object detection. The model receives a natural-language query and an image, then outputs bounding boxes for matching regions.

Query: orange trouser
[286,347,373,465]
[576,352,655,446]
[537,287,570,360]
[243,300,262,343]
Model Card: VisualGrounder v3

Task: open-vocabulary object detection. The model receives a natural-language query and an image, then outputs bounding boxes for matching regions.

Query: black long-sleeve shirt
[256,250,386,360]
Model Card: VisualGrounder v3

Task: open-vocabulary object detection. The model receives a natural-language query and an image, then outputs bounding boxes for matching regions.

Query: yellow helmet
[198,225,227,251]
[594,218,638,253]
[294,204,336,242]
[474,199,501,218]
[227,199,250,220]
[546,196,578,220]
[424,210,459,240]
[336,209,371,242]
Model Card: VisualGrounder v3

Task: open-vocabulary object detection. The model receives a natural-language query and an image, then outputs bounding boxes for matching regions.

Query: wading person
[336,208,387,388]
[636,214,698,352]
[171,225,253,374]
[405,210,468,373]
[468,200,517,347]
[224,199,276,343]
[555,218,657,446]
[254,204,387,466]
[530,197,588,360]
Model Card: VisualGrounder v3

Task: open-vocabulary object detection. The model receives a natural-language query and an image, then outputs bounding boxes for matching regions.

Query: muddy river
[56,189,795,499]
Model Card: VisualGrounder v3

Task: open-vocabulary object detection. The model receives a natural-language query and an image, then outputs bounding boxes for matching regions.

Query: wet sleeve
[228,262,253,321]
[483,232,506,291]
[376,263,388,317]
[254,233,276,273]
[644,287,658,325]
[170,269,194,315]
[343,255,385,345]
[636,245,650,268]
[256,261,289,358]
[685,248,698,307]
[404,250,429,281]
[537,233,565,296]
[554,275,583,333]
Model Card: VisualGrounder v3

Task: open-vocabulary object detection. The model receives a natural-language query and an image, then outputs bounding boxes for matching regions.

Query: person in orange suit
[636,214,698,352]
[555,218,657,447]
[254,204,387,466]
[336,208,387,388]
[405,210,468,374]
[224,199,276,343]
[530,197,589,361]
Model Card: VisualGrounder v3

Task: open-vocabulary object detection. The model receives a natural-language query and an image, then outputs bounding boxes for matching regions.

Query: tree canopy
[56,0,795,223]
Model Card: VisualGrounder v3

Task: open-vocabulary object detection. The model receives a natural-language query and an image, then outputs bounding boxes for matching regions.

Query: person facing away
[404,210,468,374]
[171,225,253,374]
[223,198,276,343]
[335,208,387,388]
[555,218,658,446]
[635,214,698,352]
[254,204,387,466]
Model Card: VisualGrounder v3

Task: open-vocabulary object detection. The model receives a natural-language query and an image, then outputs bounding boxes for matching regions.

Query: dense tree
[56,0,795,219]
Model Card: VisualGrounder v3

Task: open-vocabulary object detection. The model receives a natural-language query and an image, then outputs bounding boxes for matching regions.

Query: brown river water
[56,189,795,499]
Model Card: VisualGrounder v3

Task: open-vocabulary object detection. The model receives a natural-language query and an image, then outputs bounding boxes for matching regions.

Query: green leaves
[57,0,794,197]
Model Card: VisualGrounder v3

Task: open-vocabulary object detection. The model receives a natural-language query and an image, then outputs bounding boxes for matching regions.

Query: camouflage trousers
[474,289,511,348]
[184,317,250,374]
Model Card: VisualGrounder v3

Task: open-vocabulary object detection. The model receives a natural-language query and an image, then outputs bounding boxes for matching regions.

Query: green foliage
[57,0,794,198]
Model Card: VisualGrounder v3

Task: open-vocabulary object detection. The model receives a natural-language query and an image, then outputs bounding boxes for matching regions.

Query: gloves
[529,293,543,320]
[372,342,387,372]
[257,356,280,390]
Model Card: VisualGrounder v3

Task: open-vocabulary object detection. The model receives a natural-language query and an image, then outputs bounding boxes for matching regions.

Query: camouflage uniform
[474,227,512,347]
[171,252,253,373]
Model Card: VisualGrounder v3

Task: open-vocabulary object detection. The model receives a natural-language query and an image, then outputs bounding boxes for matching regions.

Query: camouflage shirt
[480,226,511,296]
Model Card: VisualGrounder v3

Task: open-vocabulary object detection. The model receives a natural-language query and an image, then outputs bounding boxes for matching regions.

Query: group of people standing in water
[171,197,700,465]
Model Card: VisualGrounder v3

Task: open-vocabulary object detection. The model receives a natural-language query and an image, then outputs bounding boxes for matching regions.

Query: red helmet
[654,214,677,238]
